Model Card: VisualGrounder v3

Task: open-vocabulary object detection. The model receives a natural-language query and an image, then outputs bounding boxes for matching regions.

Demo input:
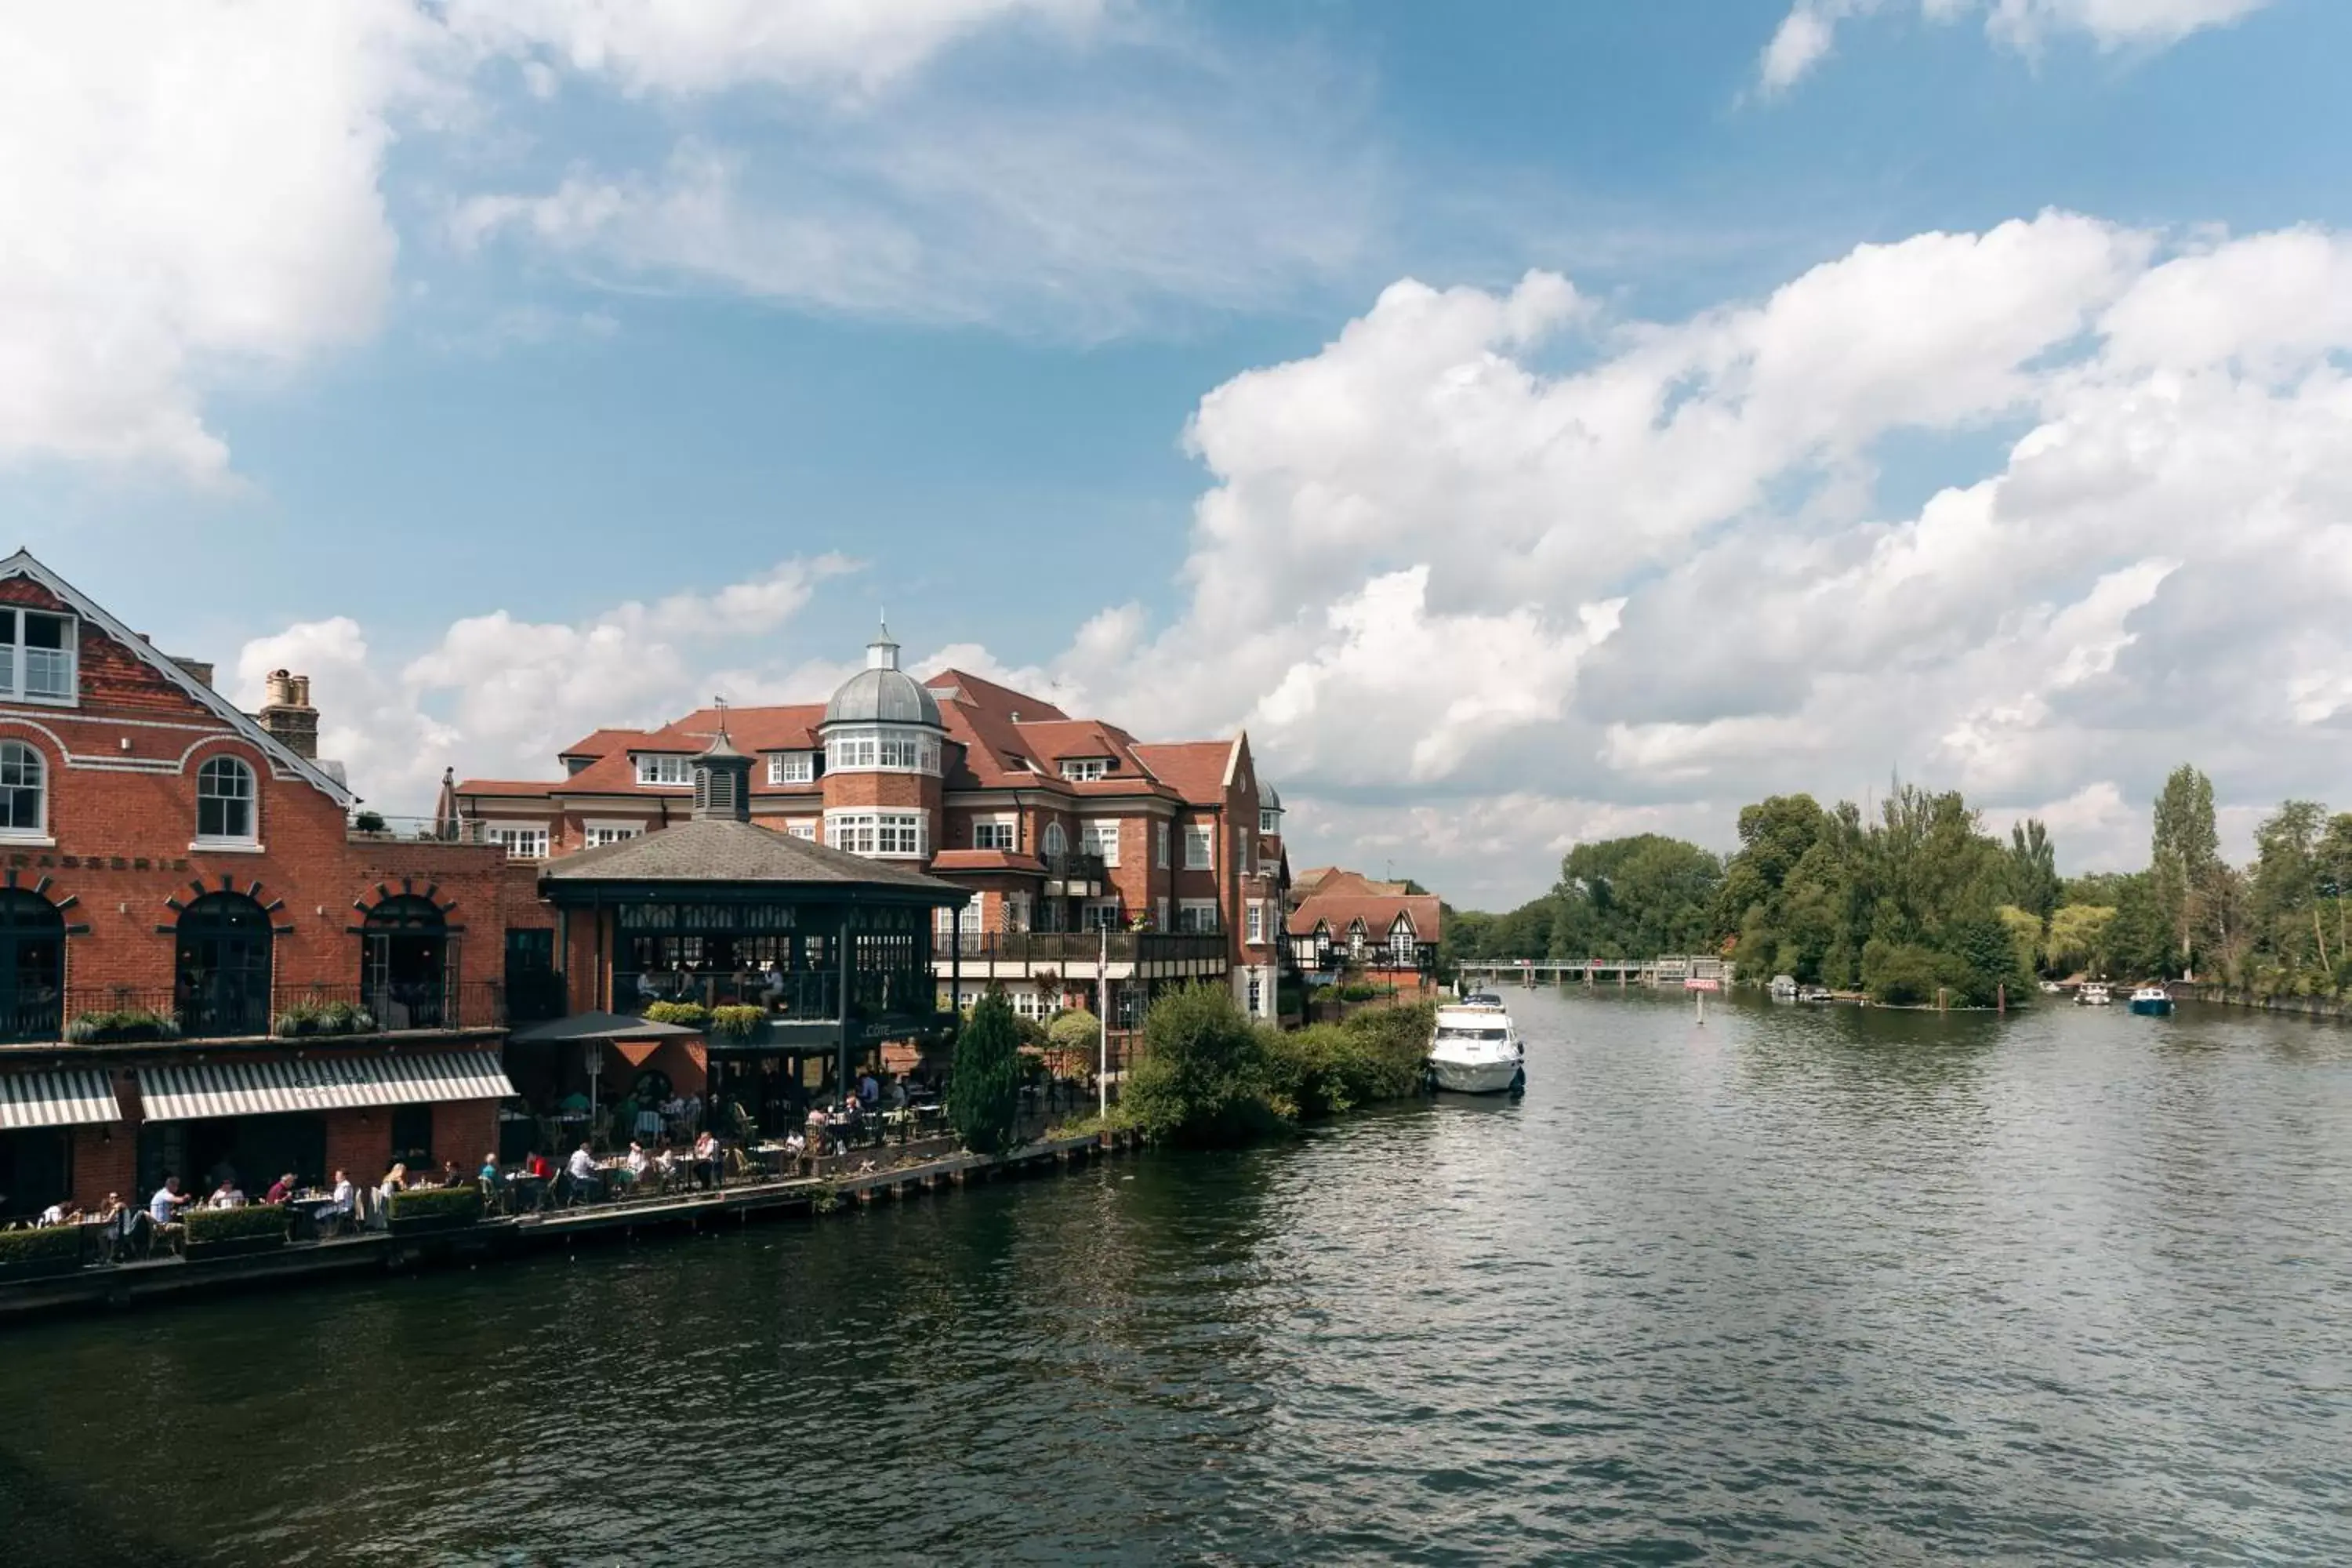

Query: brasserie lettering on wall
[11,852,194,873]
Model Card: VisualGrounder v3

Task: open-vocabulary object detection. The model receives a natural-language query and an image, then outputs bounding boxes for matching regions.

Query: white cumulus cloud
[1757,0,2275,94]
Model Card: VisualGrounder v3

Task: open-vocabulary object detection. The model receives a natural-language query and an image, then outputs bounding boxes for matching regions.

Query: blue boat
[2129,985,2174,1017]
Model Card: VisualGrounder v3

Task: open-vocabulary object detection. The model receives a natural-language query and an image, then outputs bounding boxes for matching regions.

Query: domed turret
[824,622,942,729]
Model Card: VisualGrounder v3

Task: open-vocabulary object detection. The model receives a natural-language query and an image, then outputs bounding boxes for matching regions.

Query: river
[5,990,2349,1565]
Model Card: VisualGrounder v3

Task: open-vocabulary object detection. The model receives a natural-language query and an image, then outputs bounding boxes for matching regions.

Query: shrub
[1264,1001,1435,1119]
[1046,1007,1101,1054]
[272,996,377,1038]
[642,1000,712,1029]
[949,989,1023,1154]
[0,1227,85,1266]
[184,1206,289,1245]
[388,1186,484,1225]
[707,1004,764,1041]
[1336,982,1381,1002]
[1123,982,1283,1146]
[352,810,388,833]
[64,1007,181,1045]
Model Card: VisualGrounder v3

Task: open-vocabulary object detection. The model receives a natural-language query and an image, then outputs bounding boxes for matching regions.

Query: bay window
[823,725,940,775]
[826,810,928,858]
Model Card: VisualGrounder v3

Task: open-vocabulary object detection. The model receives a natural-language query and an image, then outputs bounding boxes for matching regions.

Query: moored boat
[2129,985,2174,1017]
[2078,982,2113,1007]
[1769,974,1798,1002]
[1428,1001,1524,1095]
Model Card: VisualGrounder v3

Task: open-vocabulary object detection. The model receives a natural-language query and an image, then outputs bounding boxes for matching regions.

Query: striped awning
[0,1068,124,1131]
[136,1051,516,1123]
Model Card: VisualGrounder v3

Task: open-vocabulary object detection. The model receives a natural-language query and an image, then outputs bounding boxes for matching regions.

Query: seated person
[565,1142,603,1200]
[329,1169,355,1217]
[37,1200,79,1228]
[479,1152,502,1185]
[209,1178,246,1210]
[525,1149,556,1181]
[625,1141,652,1178]
[263,1172,298,1205]
[690,1129,720,1189]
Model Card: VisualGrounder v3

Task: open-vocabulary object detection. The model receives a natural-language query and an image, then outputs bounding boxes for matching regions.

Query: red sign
[1683,977,1721,992]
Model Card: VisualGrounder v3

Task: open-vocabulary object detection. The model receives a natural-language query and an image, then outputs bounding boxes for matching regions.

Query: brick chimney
[258,669,318,760]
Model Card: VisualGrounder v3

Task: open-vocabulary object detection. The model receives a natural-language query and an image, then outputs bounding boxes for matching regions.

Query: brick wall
[324,1108,388,1185]
[432,1099,499,1169]
[69,1121,137,1210]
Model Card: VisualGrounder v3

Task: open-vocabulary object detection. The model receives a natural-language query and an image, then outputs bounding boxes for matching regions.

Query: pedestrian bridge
[1455,956,1728,987]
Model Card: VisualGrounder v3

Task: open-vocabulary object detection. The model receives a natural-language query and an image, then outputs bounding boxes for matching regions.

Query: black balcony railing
[620,969,843,1020]
[37,980,513,1046]
[1041,851,1108,886]
[938,932,1227,967]
[347,813,495,844]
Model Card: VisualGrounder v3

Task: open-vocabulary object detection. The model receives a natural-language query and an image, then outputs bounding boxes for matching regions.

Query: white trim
[0,550,352,804]
[1183,823,1214,871]
[0,832,55,848]
[188,839,266,854]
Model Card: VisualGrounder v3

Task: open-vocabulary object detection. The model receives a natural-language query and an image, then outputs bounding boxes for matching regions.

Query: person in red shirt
[263,1171,297,1204]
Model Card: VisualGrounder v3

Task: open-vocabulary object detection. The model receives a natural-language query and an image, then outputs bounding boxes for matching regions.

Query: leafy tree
[2005,819,2060,924]
[1552,835,1722,957]
[1123,982,1279,1146]
[2251,800,2331,985]
[1996,904,2044,980]
[947,989,1023,1154]
[2046,903,2115,977]
[2151,764,2220,975]
[2103,873,2175,979]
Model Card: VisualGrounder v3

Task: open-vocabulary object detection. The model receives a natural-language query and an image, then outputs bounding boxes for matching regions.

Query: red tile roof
[1131,740,1235,804]
[927,848,1047,874]
[1287,890,1443,942]
[558,727,648,760]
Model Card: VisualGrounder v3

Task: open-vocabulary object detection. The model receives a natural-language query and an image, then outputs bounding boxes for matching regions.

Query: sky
[5,0,2350,909]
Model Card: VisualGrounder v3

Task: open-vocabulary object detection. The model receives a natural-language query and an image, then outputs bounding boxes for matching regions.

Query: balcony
[1041,850,1107,898]
[346,813,493,845]
[26,980,517,1047]
[936,931,1227,979]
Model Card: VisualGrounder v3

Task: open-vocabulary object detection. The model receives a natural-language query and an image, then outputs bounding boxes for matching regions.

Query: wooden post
[1937,985,1947,1013]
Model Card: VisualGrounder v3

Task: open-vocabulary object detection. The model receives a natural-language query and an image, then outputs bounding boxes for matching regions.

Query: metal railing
[619,969,843,1019]
[346,814,494,844]
[1041,850,1107,886]
[938,932,1228,966]
[34,980,514,1046]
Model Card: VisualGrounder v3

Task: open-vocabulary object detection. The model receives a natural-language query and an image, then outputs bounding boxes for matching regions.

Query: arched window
[176,892,272,1036]
[0,741,43,836]
[1041,821,1067,858]
[0,890,63,1043]
[196,755,256,843]
[362,895,452,1030]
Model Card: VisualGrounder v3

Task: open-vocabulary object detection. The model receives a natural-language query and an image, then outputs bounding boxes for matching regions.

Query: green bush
[64,1007,180,1045]
[184,1205,289,1244]
[1046,1007,1101,1054]
[1264,1002,1435,1119]
[642,1000,711,1029]
[388,1186,484,1224]
[706,1004,764,1041]
[0,1226,85,1265]
[1123,982,1283,1147]
[272,995,378,1038]
[949,989,1022,1155]
[1336,982,1381,1002]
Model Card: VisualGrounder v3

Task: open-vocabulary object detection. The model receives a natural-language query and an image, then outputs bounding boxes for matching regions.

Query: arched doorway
[0,890,62,1043]
[362,895,452,1029]
[176,893,273,1036]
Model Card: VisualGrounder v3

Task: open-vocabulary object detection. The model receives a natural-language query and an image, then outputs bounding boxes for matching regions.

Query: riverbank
[0,1127,1136,1324]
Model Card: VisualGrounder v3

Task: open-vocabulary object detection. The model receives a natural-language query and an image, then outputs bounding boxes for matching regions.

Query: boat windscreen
[1435,1025,1509,1041]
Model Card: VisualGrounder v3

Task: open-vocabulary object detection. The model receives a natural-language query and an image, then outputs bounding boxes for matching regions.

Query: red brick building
[0,551,551,1218]
[456,626,1292,1027]
[1287,869,1441,990]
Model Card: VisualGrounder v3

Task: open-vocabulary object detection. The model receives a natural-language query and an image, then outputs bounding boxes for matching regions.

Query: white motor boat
[2078,982,2113,1007]
[1428,1001,1524,1095]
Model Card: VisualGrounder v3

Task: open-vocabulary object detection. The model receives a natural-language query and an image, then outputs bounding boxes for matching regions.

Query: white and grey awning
[0,1067,124,1131]
[136,1051,516,1123]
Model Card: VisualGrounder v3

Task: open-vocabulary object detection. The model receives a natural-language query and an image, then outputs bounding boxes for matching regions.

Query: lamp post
[1097,920,1109,1118]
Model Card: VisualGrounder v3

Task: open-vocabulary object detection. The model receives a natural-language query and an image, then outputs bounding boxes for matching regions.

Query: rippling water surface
[6,992,2350,1565]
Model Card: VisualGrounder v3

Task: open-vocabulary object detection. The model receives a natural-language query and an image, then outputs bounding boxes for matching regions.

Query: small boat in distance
[1428,1000,1525,1095]
[2078,982,2114,1007]
[1797,985,1835,1004]
[1769,975,1798,1002]
[2129,985,2175,1017]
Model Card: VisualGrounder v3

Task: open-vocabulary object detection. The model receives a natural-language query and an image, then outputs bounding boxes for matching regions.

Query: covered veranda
[537,808,970,1142]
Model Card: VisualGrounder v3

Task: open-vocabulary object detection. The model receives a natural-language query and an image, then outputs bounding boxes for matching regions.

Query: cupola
[692,721,753,822]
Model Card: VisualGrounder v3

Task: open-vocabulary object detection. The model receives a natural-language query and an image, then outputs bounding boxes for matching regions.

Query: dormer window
[635,754,691,786]
[1060,757,1110,782]
[0,610,76,705]
[1260,808,1280,835]
[767,752,815,785]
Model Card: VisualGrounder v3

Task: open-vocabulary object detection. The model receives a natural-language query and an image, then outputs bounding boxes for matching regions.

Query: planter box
[0,1254,85,1282]
[183,1234,285,1262]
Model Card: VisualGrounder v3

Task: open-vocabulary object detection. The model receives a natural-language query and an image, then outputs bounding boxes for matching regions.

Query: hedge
[184,1205,289,1244]
[0,1226,85,1265]
[642,1000,711,1029]
[388,1186,483,1224]
[707,1004,764,1040]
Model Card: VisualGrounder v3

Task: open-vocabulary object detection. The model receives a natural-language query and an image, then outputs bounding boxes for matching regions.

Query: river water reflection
[6,991,2350,1564]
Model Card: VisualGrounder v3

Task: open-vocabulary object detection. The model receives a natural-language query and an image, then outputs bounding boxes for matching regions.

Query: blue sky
[6,0,2348,904]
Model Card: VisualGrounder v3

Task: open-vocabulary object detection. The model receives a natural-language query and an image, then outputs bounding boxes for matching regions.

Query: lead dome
[824,624,942,728]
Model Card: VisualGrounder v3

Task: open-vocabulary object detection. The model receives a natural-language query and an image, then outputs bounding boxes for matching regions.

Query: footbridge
[1455,956,1729,988]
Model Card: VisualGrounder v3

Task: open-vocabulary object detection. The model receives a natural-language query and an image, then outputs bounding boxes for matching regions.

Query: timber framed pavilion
[535,733,970,1120]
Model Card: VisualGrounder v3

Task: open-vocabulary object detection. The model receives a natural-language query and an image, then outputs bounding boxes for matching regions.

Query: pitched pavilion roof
[539,816,962,896]
[508,1011,704,1044]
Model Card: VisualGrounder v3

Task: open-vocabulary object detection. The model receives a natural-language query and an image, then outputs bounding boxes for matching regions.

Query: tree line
[1443,766,2352,1004]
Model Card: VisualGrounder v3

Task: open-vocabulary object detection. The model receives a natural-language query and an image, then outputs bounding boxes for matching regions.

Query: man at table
[149,1177,194,1226]
[691,1129,720,1189]
[329,1169,355,1217]
[858,1070,879,1107]
[524,1149,556,1181]
[37,1200,79,1227]
[566,1142,603,1201]
[479,1152,501,1184]
[263,1171,298,1205]
[209,1177,245,1210]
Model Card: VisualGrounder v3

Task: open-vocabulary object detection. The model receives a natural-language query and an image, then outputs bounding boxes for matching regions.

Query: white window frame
[1183,824,1214,871]
[1247,975,1264,1016]
[0,608,78,706]
[634,754,691,786]
[583,821,644,848]
[1246,902,1265,945]
[1177,899,1220,935]
[766,752,815,785]
[1081,899,1122,931]
[1080,818,1120,867]
[1156,897,1171,932]
[1001,892,1030,934]
[1235,826,1251,876]
[1156,822,1171,869]
[0,740,45,838]
[194,754,259,848]
[822,725,938,776]
[972,818,1017,851]
[786,821,817,840]
[825,809,928,858]
[1059,757,1109,782]
[1260,808,1279,835]
[485,822,549,860]
[1042,821,1067,858]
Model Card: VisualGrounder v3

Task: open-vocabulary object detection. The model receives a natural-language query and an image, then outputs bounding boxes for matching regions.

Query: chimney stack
[258,668,319,759]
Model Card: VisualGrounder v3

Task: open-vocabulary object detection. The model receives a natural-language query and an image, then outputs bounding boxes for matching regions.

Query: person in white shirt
[566,1142,604,1202]
[625,1142,651,1181]
[37,1201,75,1227]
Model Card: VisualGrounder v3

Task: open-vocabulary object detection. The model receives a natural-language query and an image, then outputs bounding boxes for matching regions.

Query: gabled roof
[1131,740,1237,805]
[924,667,1069,724]
[539,815,963,898]
[1287,888,1443,942]
[558,728,648,761]
[0,550,354,806]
